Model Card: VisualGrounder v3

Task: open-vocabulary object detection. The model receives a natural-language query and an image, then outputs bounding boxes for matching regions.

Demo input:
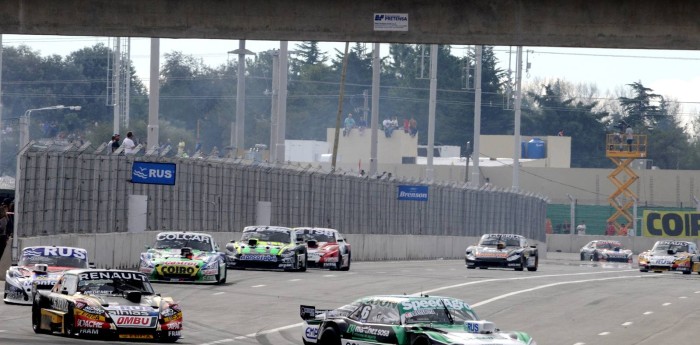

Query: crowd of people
[342,113,418,138]
[110,131,138,154]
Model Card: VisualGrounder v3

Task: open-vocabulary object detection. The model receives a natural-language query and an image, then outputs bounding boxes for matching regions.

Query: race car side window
[62,274,79,295]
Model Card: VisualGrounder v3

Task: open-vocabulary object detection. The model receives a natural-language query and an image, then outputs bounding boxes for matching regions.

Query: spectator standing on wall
[123,131,136,154]
[111,133,121,152]
[558,129,564,136]
[403,118,410,133]
[382,118,394,138]
[343,113,356,137]
[576,221,587,235]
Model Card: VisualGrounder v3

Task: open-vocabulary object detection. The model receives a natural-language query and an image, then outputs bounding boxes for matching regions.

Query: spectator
[403,118,410,133]
[606,221,616,236]
[409,117,418,137]
[558,129,564,136]
[123,131,137,154]
[382,118,394,138]
[111,133,121,152]
[625,126,634,152]
[576,221,587,235]
[357,117,367,135]
[618,223,628,236]
[343,113,356,137]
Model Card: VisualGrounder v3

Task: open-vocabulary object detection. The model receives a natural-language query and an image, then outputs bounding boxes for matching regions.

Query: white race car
[4,246,91,305]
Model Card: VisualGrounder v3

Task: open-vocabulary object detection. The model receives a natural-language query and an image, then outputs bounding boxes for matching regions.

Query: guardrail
[546,234,700,254]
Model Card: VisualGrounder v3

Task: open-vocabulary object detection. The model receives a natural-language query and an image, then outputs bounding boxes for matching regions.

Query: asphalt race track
[2,253,700,345]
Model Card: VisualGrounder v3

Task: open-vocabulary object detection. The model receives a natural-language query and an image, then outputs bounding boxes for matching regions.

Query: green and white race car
[225,226,308,271]
[138,231,227,284]
[301,295,536,345]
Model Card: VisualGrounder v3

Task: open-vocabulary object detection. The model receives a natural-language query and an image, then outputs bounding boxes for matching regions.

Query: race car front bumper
[3,280,32,305]
[465,257,519,269]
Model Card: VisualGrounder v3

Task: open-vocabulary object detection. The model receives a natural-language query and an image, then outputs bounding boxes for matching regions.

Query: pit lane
[1,253,699,345]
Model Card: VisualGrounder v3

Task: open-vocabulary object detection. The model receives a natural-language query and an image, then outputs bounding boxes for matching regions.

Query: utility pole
[513,46,523,190]
[370,43,380,176]
[332,42,350,170]
[426,44,437,182]
[230,40,254,157]
[268,50,279,162]
[147,38,160,151]
[471,45,482,187]
[362,89,369,124]
[276,41,288,163]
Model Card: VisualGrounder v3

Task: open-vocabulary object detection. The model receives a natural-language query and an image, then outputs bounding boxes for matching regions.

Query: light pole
[13,104,81,262]
[19,105,82,149]
[228,41,255,158]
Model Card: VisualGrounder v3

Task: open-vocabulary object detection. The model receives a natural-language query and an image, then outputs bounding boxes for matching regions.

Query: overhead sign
[374,13,409,31]
[642,210,700,237]
[131,161,176,186]
[397,185,428,201]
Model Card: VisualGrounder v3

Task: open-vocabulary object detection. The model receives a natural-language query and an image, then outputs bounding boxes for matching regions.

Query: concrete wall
[327,128,417,165]
[15,232,547,269]
[2,1,700,50]
[480,135,571,168]
[545,233,700,254]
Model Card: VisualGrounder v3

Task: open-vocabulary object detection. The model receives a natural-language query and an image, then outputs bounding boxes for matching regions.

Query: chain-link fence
[15,143,548,241]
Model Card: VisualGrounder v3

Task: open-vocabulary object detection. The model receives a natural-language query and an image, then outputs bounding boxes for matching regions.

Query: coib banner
[642,210,700,237]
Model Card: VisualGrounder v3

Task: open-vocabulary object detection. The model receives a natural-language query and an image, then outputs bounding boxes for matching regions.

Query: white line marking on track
[323,274,336,277]
[212,292,225,295]
[289,278,301,282]
[599,332,610,336]
[695,291,700,294]
[0,330,6,333]
[643,311,653,315]
[225,269,644,342]
[572,343,586,345]
[679,296,687,299]
[251,284,266,288]
[662,302,671,306]
[200,339,233,345]
[622,321,633,326]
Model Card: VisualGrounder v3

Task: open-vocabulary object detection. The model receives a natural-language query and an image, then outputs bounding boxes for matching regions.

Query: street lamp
[13,104,81,263]
[19,105,82,149]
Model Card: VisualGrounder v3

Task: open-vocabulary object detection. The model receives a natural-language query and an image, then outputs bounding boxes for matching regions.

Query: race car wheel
[217,265,227,284]
[64,305,76,336]
[527,256,539,271]
[640,267,649,272]
[514,257,525,271]
[160,335,180,343]
[580,253,585,261]
[592,252,599,261]
[32,305,49,334]
[319,326,341,345]
[335,252,343,271]
[478,267,488,269]
[297,251,307,272]
[340,253,351,271]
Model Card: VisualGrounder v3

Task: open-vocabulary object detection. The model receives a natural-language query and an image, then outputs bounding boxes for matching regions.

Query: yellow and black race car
[32,269,183,342]
[638,240,698,274]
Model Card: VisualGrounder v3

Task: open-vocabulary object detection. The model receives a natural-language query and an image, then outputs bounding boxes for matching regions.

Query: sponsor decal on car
[156,233,211,243]
[79,271,148,282]
[240,254,277,262]
[159,265,198,275]
[201,269,218,275]
[76,309,106,321]
[79,328,99,335]
[162,261,198,266]
[77,319,105,328]
[114,316,157,328]
[118,334,154,339]
[347,324,390,337]
[305,326,319,340]
[22,247,87,260]
[163,311,183,323]
[168,330,181,337]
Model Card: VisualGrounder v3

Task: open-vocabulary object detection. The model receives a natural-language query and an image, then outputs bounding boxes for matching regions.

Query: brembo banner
[642,210,700,237]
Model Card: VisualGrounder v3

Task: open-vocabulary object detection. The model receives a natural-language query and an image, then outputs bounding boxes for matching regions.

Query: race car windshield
[300,231,336,242]
[479,237,520,247]
[78,278,155,295]
[652,242,688,253]
[19,251,88,268]
[155,238,213,251]
[403,306,477,325]
[596,242,622,250]
[241,230,291,243]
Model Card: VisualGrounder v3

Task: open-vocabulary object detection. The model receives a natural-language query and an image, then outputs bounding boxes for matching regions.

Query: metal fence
[15,143,549,241]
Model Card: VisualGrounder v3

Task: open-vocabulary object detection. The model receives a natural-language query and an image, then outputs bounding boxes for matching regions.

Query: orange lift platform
[605,133,648,231]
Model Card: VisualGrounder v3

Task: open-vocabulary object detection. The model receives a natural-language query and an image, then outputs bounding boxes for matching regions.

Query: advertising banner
[642,210,700,237]
[131,161,176,185]
[397,185,428,202]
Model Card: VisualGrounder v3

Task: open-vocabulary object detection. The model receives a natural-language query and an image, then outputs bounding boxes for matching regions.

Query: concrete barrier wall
[546,234,698,254]
[16,232,547,269]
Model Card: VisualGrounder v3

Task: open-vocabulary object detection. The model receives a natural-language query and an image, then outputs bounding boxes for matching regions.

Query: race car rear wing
[300,305,334,320]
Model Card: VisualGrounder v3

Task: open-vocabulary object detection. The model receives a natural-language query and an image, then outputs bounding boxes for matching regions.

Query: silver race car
[4,246,91,305]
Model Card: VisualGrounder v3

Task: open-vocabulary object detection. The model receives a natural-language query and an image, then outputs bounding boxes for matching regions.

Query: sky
[3,34,700,119]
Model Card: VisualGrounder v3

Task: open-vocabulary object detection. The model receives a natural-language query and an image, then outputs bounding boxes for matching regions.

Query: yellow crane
[605,132,648,232]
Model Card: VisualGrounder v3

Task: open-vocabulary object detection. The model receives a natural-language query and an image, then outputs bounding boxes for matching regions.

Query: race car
[300,295,536,345]
[579,240,633,262]
[4,246,91,305]
[638,240,698,274]
[138,231,227,284]
[295,227,351,270]
[465,234,538,271]
[225,226,308,271]
[32,269,182,342]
